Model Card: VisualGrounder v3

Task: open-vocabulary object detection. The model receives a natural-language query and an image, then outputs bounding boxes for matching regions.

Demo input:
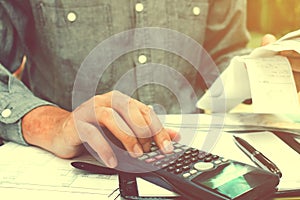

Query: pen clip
[233,136,282,178]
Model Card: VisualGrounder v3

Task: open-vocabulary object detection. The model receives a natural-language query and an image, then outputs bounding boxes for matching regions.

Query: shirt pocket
[33,0,113,65]
[167,0,209,44]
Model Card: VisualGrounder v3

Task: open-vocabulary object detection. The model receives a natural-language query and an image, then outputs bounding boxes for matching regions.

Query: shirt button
[138,55,147,64]
[193,6,201,16]
[67,11,77,22]
[1,109,12,118]
[135,3,144,12]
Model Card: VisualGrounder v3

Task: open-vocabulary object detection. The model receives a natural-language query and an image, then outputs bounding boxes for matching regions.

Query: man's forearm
[22,105,83,158]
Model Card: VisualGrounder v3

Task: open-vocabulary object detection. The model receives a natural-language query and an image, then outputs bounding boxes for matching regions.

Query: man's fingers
[288,57,300,73]
[96,107,144,158]
[81,91,175,156]
[261,34,277,46]
[166,128,181,142]
[152,128,174,154]
[131,99,175,153]
[280,50,300,59]
[113,96,153,152]
[107,91,163,152]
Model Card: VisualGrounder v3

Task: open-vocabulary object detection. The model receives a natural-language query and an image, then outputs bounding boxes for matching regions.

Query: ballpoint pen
[233,136,282,178]
[71,161,118,175]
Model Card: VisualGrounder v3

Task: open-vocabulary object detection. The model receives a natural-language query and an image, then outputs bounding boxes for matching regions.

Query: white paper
[197,29,300,113]
[245,56,299,113]
[196,57,251,113]
[0,142,119,200]
[159,113,300,136]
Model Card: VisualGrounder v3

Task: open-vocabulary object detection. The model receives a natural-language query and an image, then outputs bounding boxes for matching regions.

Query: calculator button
[191,149,199,153]
[198,153,206,160]
[191,152,199,157]
[184,150,192,155]
[174,168,183,174]
[184,155,191,160]
[169,160,176,165]
[182,165,190,171]
[205,153,212,158]
[190,169,198,174]
[214,160,222,165]
[204,157,212,162]
[174,148,183,153]
[145,158,156,163]
[138,155,149,160]
[194,162,214,171]
[181,146,190,150]
[183,173,191,178]
[175,163,184,169]
[155,155,165,160]
[147,152,158,157]
[150,146,159,151]
[167,166,176,172]
[177,157,184,163]
[184,160,192,165]
[174,143,183,148]
[161,163,169,168]
[212,155,219,160]
[154,161,162,166]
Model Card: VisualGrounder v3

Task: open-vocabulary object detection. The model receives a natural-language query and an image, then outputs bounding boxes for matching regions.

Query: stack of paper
[159,113,300,135]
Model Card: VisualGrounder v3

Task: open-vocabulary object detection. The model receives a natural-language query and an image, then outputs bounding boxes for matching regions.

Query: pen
[233,136,282,178]
[71,161,118,175]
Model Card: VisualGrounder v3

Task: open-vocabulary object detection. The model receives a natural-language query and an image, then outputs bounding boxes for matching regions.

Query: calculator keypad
[138,142,228,178]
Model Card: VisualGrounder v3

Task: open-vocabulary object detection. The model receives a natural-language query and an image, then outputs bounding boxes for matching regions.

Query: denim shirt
[0,0,250,144]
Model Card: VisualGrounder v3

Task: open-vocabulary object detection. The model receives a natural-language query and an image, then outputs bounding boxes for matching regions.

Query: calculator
[89,128,280,200]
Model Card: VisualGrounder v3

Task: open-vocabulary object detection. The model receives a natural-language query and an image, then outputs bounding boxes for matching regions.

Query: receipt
[197,29,300,113]
[245,56,299,113]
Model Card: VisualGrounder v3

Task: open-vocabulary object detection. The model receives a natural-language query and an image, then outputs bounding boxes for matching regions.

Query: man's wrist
[22,105,69,150]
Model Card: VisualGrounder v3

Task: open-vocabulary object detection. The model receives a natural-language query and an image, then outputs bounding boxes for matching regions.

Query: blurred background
[247,0,300,48]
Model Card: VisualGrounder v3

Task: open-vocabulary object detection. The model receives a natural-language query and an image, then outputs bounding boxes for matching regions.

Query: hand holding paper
[197,29,300,114]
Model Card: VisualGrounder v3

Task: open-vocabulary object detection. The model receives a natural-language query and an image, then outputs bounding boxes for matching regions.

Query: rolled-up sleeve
[0,64,53,144]
[0,2,53,145]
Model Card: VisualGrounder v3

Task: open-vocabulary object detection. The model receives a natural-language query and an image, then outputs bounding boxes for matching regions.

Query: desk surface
[1,113,300,200]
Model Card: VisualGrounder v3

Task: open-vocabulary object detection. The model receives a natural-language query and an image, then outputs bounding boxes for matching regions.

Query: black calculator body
[101,128,280,200]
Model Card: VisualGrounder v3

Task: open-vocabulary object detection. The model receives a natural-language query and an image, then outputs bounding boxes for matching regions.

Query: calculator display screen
[192,163,267,199]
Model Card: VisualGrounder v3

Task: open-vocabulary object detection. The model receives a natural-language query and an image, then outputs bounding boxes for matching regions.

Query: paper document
[0,142,119,200]
[158,113,300,136]
[245,56,298,113]
[197,29,300,113]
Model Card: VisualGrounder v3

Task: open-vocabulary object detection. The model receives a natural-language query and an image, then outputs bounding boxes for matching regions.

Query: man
[0,0,250,168]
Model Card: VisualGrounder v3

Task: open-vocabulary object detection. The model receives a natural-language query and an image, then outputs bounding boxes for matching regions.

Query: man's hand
[261,34,300,91]
[22,91,179,168]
